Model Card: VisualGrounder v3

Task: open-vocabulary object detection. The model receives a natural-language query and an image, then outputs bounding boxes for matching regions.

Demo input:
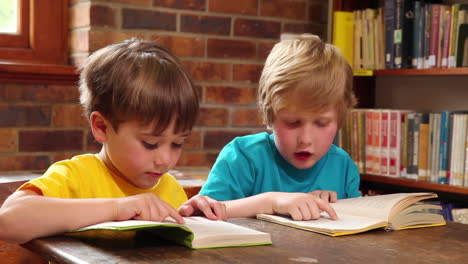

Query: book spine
[402,0,415,68]
[439,111,450,184]
[385,0,396,69]
[413,1,423,68]
[418,113,429,181]
[333,11,355,66]
[423,4,432,68]
[429,4,441,68]
[365,110,374,174]
[381,110,390,176]
[448,4,460,68]
[389,110,401,177]
[441,11,451,68]
[372,110,382,175]
[400,112,409,177]
[431,113,441,183]
[394,0,404,68]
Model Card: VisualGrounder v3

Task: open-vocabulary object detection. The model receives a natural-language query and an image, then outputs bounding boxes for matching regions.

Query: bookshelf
[332,0,468,205]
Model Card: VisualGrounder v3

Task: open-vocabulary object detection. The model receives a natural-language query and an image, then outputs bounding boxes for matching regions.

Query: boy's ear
[90,111,110,143]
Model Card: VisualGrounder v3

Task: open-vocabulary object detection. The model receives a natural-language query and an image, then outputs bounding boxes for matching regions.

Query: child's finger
[178,204,195,216]
[327,191,338,203]
[193,198,217,220]
[317,200,338,220]
[167,206,185,224]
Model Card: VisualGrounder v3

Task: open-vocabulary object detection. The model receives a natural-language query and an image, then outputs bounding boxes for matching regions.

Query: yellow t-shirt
[19,154,188,209]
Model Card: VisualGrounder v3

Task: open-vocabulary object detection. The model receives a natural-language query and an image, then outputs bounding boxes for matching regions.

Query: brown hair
[258,34,356,127]
[79,38,199,134]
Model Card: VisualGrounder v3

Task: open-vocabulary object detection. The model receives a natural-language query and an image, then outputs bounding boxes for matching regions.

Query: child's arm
[0,190,184,244]
[223,192,338,220]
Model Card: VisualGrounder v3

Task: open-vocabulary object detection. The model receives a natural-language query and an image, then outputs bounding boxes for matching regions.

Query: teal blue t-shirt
[199,132,361,200]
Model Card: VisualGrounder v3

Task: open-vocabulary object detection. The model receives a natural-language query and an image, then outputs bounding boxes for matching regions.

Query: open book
[257,192,446,236]
[68,216,272,249]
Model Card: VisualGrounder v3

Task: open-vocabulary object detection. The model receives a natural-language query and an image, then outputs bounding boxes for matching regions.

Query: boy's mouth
[294,151,312,161]
[147,172,163,178]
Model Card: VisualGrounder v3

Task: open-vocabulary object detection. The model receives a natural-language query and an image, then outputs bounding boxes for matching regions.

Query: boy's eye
[142,141,159,150]
[285,120,301,127]
[172,142,184,148]
[316,120,330,127]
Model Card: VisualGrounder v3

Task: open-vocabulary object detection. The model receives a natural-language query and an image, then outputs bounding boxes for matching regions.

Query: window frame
[0,0,69,65]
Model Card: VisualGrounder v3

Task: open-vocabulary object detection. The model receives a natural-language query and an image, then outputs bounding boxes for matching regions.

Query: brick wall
[0,0,327,173]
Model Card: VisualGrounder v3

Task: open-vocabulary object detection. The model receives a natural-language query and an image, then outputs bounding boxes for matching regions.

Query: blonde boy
[0,39,226,243]
[200,34,360,220]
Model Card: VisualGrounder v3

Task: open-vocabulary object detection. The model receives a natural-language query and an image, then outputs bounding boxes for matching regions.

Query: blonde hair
[79,38,199,134]
[258,34,356,127]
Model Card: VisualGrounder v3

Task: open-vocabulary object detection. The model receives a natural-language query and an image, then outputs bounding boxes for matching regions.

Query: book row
[336,109,468,187]
[333,1,468,70]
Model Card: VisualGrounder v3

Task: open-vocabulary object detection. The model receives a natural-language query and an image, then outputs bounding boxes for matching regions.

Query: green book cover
[67,216,272,249]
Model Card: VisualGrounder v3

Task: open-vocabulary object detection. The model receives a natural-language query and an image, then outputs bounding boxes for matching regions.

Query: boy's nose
[298,125,314,146]
[153,148,171,168]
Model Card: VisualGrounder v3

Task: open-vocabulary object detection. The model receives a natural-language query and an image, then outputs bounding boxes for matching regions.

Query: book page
[331,193,433,221]
[257,213,386,235]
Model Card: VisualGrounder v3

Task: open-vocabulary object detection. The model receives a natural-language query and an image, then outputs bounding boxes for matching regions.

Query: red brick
[233,64,263,83]
[0,84,78,103]
[153,0,205,10]
[309,2,327,24]
[185,130,202,149]
[152,35,204,57]
[53,105,88,127]
[86,130,102,152]
[258,41,275,61]
[283,22,312,34]
[234,18,280,39]
[52,153,80,163]
[205,86,256,104]
[122,9,176,30]
[177,151,212,167]
[209,0,257,15]
[88,30,147,52]
[69,3,90,28]
[70,30,89,53]
[0,105,51,126]
[197,107,228,126]
[0,155,50,171]
[19,130,83,152]
[109,0,151,5]
[181,15,231,36]
[260,0,306,19]
[90,5,116,28]
[203,130,250,149]
[232,108,264,127]
[0,129,16,152]
[182,61,231,82]
[207,39,256,59]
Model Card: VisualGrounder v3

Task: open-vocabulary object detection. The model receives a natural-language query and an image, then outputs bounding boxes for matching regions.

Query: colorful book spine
[381,110,390,176]
[389,110,401,177]
[333,11,354,66]
[429,4,441,68]
[385,0,396,69]
[438,111,450,184]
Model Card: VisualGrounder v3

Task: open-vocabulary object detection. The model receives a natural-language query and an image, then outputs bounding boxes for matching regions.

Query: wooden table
[23,219,467,264]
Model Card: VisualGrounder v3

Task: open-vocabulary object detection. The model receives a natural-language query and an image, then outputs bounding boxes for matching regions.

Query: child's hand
[308,190,338,203]
[271,192,337,220]
[115,193,185,224]
[178,194,227,221]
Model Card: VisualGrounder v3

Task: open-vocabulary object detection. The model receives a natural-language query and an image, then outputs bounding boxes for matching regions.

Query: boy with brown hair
[199,34,361,220]
[0,39,226,243]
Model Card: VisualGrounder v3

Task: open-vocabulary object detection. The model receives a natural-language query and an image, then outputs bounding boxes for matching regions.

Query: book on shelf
[67,216,272,249]
[333,11,354,66]
[457,23,468,67]
[256,193,446,237]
